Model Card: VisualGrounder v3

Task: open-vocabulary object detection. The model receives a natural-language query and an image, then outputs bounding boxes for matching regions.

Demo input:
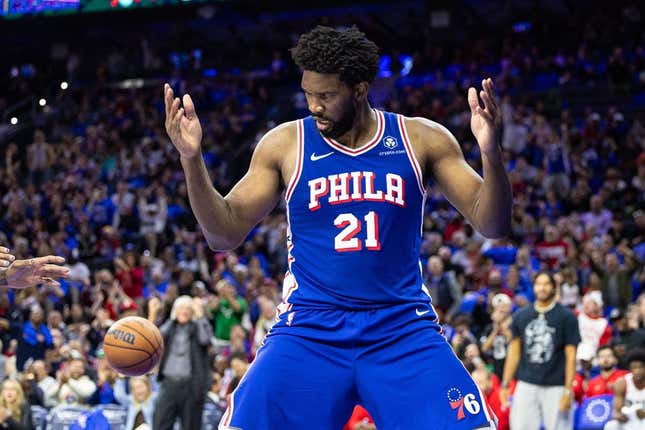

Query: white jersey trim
[284,119,304,203]
[398,114,426,196]
[322,110,385,156]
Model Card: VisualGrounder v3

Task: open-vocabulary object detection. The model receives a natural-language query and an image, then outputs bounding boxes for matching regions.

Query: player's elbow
[477,221,511,240]
[482,227,511,240]
[203,230,244,252]
[205,236,243,252]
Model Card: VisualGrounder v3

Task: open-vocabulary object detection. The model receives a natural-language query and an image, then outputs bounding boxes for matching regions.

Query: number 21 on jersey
[334,211,380,252]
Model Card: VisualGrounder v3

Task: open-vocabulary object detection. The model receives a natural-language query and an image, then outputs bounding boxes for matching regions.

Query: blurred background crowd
[0,0,643,429]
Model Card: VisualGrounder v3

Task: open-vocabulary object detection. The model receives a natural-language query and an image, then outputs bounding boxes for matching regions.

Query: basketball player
[605,348,645,430]
[164,26,511,429]
[0,246,69,289]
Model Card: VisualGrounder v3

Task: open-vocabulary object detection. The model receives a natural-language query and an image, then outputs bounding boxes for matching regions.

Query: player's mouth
[314,118,331,130]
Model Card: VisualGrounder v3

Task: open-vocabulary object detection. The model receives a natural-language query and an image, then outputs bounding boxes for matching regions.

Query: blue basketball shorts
[219,302,497,430]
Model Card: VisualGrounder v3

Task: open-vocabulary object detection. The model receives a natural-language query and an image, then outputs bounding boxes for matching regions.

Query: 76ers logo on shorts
[447,387,481,420]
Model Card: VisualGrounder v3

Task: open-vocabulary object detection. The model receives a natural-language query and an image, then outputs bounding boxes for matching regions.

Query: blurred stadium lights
[39,98,47,107]
[107,78,160,90]
[120,79,145,89]
[400,55,413,77]
[512,21,532,33]
[60,81,69,90]
[10,117,18,125]
[377,54,413,79]
[378,55,392,78]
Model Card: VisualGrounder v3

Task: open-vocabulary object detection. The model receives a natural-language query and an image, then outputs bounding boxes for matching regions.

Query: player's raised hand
[164,83,203,159]
[467,78,502,155]
[0,247,15,268]
[3,255,70,289]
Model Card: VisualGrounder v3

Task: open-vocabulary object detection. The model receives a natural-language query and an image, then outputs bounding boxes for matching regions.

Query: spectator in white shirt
[56,357,97,406]
[31,360,58,409]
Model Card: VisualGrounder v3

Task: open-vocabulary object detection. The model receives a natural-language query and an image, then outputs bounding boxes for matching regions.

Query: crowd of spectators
[0,1,642,429]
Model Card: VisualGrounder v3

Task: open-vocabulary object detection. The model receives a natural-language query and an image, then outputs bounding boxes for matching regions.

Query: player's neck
[333,102,376,149]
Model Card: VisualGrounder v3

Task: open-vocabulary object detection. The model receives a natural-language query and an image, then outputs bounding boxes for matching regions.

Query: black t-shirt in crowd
[480,324,508,379]
[511,303,581,386]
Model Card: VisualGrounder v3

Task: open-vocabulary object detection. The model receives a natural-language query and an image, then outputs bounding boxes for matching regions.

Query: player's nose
[309,102,324,115]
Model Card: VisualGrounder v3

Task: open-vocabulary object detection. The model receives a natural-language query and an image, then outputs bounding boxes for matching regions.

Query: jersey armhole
[397,115,426,196]
[284,119,304,203]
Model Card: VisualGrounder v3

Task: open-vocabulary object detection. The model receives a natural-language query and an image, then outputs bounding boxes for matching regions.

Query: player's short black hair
[626,348,645,366]
[291,26,380,86]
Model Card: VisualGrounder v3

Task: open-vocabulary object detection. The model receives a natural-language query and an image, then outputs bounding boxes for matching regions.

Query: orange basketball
[103,316,164,376]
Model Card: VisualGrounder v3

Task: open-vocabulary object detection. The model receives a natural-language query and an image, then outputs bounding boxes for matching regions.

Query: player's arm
[499,337,521,406]
[559,344,577,411]
[407,117,511,239]
[611,378,629,422]
[501,337,521,387]
[180,130,285,250]
[406,79,511,238]
[563,344,577,394]
[164,84,286,250]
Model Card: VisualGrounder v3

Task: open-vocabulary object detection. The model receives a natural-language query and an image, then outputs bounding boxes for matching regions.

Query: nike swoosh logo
[310,151,334,161]
[416,308,430,316]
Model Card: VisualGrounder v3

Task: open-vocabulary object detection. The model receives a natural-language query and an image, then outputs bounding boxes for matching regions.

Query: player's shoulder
[259,120,298,147]
[400,115,459,157]
[254,120,298,160]
[401,115,453,142]
[612,375,627,391]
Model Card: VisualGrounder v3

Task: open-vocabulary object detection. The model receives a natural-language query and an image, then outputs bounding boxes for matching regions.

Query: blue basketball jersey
[281,110,431,311]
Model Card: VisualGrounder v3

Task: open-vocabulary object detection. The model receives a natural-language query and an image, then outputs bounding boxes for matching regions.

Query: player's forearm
[471,148,512,238]
[564,345,576,389]
[501,339,521,386]
[180,155,246,250]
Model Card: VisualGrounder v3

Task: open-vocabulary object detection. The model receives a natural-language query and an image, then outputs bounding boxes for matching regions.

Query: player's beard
[317,101,356,139]
[600,364,614,372]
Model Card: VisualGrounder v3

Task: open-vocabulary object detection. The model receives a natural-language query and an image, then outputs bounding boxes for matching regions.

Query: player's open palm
[468,78,501,154]
[6,256,69,289]
[164,83,202,159]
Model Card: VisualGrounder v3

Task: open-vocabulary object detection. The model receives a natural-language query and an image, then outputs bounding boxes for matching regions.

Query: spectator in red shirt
[573,342,595,404]
[343,405,375,430]
[114,251,144,300]
[535,225,569,269]
[585,345,629,398]
[471,367,513,430]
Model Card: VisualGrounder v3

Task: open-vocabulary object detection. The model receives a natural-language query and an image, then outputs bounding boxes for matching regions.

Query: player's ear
[353,82,369,101]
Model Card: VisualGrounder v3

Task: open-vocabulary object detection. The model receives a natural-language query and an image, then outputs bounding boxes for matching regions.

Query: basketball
[103,316,164,376]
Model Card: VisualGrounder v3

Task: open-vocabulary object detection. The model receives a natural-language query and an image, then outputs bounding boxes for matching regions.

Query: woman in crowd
[114,375,156,430]
[0,379,33,430]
